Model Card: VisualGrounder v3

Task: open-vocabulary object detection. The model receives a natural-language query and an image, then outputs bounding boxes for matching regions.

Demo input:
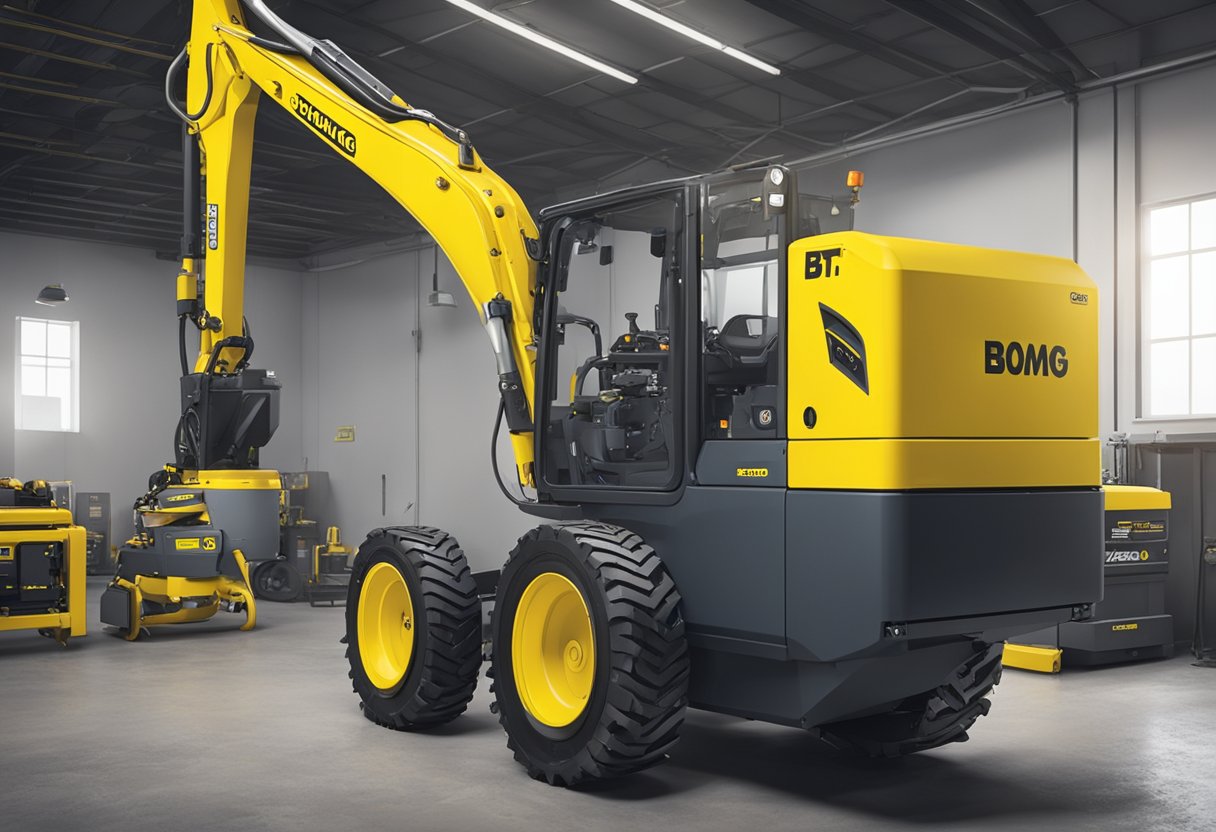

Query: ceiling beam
[742,0,968,84]
[0,41,151,77]
[883,0,1077,92]
[983,0,1097,79]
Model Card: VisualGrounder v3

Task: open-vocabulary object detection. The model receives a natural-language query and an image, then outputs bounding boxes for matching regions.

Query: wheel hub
[513,572,595,728]
[357,561,415,690]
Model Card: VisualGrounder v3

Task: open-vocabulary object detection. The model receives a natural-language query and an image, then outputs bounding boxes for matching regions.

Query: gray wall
[0,231,305,541]
[300,248,532,573]
[416,253,534,571]
[300,253,421,550]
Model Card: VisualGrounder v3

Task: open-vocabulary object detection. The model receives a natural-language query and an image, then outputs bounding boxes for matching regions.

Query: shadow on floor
[581,712,1146,825]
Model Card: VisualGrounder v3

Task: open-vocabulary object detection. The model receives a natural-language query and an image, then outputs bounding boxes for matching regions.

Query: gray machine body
[199,487,280,567]
[580,440,1104,727]
[112,486,278,582]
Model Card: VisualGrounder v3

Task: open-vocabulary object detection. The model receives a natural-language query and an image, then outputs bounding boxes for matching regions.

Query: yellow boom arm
[178,0,539,484]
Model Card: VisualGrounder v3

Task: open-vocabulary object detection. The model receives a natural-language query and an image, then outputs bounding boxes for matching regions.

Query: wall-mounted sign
[334,425,356,442]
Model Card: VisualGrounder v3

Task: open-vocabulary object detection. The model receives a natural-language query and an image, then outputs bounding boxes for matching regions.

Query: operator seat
[704,314,778,387]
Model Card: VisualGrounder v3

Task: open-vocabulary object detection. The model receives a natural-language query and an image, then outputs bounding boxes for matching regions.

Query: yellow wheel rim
[358,562,415,690]
[512,572,596,728]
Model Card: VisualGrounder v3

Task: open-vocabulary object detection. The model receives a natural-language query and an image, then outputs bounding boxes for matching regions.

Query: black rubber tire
[346,527,481,730]
[812,641,1004,758]
[490,523,690,787]
[252,558,303,602]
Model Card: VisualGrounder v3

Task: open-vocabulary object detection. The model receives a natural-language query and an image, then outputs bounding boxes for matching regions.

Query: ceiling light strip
[441,0,638,84]
[608,0,781,76]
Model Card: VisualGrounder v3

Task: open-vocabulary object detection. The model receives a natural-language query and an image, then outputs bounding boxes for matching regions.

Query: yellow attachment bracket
[113,546,257,640]
[1002,642,1062,674]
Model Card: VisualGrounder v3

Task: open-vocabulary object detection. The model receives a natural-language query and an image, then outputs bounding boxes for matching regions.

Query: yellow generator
[0,478,86,645]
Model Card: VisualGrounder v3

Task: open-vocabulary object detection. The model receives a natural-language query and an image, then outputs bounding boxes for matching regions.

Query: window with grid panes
[1144,196,1216,417]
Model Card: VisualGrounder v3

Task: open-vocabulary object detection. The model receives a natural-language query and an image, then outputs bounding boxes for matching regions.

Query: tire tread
[491,522,690,787]
[347,526,481,730]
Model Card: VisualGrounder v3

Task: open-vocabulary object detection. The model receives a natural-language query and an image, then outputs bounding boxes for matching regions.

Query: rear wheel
[346,527,481,730]
[812,641,1004,758]
[490,523,690,787]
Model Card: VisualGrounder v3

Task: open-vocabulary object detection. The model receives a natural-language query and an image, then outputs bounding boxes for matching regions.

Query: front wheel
[490,523,690,787]
[345,527,481,730]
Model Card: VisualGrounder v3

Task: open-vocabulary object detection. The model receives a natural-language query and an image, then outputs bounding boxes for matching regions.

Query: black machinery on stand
[251,472,352,605]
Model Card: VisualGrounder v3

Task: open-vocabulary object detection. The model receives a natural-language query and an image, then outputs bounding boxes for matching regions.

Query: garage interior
[2,1,1216,830]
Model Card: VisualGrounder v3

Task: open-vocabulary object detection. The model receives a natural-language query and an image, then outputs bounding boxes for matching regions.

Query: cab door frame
[530,181,701,509]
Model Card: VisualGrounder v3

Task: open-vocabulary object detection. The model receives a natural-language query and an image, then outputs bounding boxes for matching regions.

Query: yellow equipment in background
[0,478,86,646]
[100,470,272,640]
[307,526,354,607]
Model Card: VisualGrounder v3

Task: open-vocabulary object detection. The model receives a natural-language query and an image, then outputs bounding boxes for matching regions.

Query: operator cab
[534,167,855,500]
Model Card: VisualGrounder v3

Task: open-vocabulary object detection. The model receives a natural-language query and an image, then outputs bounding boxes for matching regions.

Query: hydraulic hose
[178,315,190,377]
[491,400,532,506]
[165,43,215,124]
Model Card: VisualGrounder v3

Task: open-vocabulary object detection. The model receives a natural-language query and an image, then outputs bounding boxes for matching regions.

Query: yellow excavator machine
[162,0,1104,785]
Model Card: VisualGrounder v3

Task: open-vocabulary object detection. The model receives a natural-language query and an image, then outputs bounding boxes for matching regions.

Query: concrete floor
[1,577,1213,832]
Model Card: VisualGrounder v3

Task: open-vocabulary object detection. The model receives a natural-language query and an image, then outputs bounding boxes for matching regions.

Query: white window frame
[14,315,80,433]
[1141,193,1216,420]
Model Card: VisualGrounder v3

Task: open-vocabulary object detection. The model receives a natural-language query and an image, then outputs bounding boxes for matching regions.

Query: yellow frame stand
[0,507,87,645]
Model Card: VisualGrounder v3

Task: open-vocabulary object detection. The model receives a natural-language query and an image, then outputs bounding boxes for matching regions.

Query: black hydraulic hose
[241,317,254,369]
[491,400,532,506]
[165,43,215,124]
[178,315,190,377]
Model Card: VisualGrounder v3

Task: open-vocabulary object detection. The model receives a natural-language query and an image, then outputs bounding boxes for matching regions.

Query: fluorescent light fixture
[723,46,780,76]
[608,0,781,76]
[441,0,637,84]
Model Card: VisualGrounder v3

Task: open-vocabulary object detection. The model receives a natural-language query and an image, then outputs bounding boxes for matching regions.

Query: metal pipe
[0,79,119,105]
[0,4,175,48]
[484,314,517,378]
[0,17,172,60]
